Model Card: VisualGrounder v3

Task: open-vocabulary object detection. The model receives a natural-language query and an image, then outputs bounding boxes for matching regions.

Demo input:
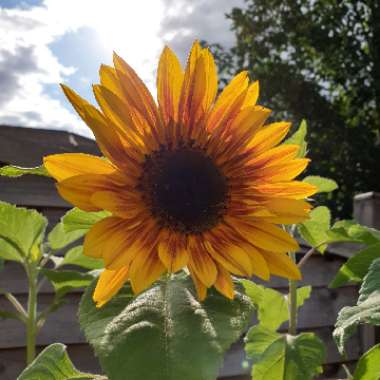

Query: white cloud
[0,2,87,135]
[0,0,243,137]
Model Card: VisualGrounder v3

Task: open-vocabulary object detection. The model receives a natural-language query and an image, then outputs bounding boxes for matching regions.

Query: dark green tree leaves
[79,275,254,380]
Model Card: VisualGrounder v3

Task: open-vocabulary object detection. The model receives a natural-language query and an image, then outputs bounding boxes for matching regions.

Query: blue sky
[0,0,243,137]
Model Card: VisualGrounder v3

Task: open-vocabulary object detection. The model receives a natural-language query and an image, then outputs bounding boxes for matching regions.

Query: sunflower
[44,41,316,307]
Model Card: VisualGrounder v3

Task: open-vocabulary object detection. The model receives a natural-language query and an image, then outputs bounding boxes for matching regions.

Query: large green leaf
[247,332,325,380]
[302,176,338,193]
[353,344,380,380]
[298,206,331,253]
[41,269,96,298]
[0,238,23,262]
[0,164,49,178]
[79,275,254,380]
[283,119,307,157]
[17,343,104,380]
[62,246,103,270]
[330,242,380,288]
[0,202,47,259]
[334,258,380,354]
[327,220,380,245]
[62,208,110,233]
[48,222,85,251]
[241,280,311,331]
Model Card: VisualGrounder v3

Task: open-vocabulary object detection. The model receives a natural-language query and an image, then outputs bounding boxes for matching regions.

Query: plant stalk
[288,252,298,335]
[26,264,38,364]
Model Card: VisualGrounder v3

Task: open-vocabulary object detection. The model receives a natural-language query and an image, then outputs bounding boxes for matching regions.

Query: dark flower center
[139,147,229,234]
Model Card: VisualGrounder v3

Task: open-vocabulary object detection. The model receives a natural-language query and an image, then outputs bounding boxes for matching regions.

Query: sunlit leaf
[353,344,380,380]
[241,280,311,330]
[0,202,47,260]
[62,246,103,270]
[62,208,110,233]
[247,331,325,380]
[41,269,96,299]
[17,343,104,379]
[48,222,84,251]
[298,206,331,253]
[330,242,380,288]
[0,164,49,178]
[334,258,380,354]
[302,176,338,193]
[283,119,307,157]
[327,220,380,245]
[79,275,254,380]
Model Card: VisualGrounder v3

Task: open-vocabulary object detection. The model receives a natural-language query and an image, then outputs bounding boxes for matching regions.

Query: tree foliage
[208,0,380,217]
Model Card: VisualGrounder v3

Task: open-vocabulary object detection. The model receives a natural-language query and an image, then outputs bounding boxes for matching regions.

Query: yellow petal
[205,241,253,276]
[99,64,124,99]
[129,248,166,294]
[248,122,292,153]
[60,84,127,167]
[188,237,217,287]
[178,40,202,125]
[56,173,116,211]
[253,158,310,182]
[157,46,184,124]
[242,80,259,108]
[206,71,249,131]
[44,153,115,182]
[230,218,298,253]
[253,181,318,199]
[263,251,302,280]
[242,244,270,280]
[91,190,144,219]
[113,52,159,131]
[257,198,311,224]
[188,264,207,301]
[158,232,189,272]
[214,265,234,299]
[93,266,129,308]
[93,84,146,149]
[248,145,300,168]
[84,216,134,260]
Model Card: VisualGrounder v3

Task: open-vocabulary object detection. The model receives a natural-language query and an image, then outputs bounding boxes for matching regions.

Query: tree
[208,0,380,218]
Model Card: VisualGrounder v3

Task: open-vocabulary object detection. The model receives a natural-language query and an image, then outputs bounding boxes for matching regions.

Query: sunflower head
[44,41,317,307]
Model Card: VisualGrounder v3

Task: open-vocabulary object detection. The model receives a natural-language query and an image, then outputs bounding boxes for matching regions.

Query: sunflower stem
[25,263,38,365]
[288,252,298,336]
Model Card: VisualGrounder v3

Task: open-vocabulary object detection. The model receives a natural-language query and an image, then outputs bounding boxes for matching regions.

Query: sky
[0,0,244,137]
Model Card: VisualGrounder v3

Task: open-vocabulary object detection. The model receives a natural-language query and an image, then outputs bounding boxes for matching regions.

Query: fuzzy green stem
[26,264,38,364]
[288,252,298,335]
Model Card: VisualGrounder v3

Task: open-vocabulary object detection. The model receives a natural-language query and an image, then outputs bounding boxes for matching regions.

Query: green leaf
[41,269,96,299]
[62,246,103,270]
[0,164,49,178]
[17,343,104,380]
[245,325,280,362]
[330,242,380,288]
[48,222,85,251]
[283,119,307,157]
[298,206,331,253]
[241,280,311,330]
[249,332,325,380]
[0,310,24,321]
[79,275,254,380]
[0,202,47,260]
[302,176,338,193]
[334,258,380,354]
[353,344,380,380]
[327,220,380,245]
[62,208,110,233]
